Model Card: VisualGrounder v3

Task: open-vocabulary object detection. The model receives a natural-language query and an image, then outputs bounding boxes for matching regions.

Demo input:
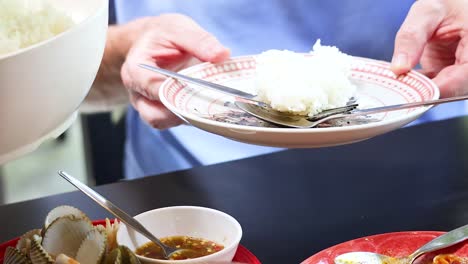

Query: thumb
[391,1,444,75]
[164,14,231,63]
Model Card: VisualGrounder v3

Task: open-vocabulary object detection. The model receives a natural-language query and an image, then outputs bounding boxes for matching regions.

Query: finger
[121,54,166,101]
[455,36,468,64]
[416,68,438,79]
[433,63,468,97]
[435,37,468,97]
[391,1,445,75]
[129,91,184,130]
[161,14,231,63]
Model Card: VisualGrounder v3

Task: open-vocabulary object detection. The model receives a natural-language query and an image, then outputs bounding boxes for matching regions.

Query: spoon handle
[139,63,267,106]
[349,94,468,117]
[410,224,468,261]
[307,94,468,127]
[57,171,171,256]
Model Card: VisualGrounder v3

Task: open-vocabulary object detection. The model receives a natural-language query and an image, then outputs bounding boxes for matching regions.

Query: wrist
[110,17,150,60]
[106,25,130,66]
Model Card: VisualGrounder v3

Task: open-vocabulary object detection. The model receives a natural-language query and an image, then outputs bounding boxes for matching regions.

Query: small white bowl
[0,0,108,164]
[117,206,242,264]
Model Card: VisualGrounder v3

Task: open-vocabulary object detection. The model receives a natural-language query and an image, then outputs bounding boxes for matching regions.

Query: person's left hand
[391,0,468,98]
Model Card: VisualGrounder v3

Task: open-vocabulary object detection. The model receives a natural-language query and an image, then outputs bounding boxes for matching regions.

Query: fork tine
[308,104,358,121]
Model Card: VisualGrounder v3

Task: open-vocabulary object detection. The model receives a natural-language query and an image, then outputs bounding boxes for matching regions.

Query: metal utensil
[335,224,468,264]
[235,92,468,128]
[139,63,268,107]
[58,170,189,260]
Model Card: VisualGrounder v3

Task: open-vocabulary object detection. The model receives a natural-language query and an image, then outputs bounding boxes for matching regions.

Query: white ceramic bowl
[117,206,242,264]
[0,0,108,164]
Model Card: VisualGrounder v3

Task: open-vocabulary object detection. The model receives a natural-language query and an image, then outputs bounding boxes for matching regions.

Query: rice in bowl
[254,40,356,116]
[0,0,74,55]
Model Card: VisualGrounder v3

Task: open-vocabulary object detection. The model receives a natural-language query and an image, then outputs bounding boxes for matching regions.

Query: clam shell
[44,205,88,229]
[16,229,41,255]
[41,215,93,258]
[75,228,107,264]
[95,224,107,233]
[3,246,32,264]
[119,246,141,264]
[55,254,80,264]
[29,235,54,264]
[104,218,120,252]
[104,247,122,264]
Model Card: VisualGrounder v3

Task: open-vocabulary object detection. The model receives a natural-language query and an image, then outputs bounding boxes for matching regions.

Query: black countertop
[2,117,468,263]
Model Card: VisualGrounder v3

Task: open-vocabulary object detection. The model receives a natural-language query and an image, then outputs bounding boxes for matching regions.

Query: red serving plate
[302,231,468,264]
[0,220,261,264]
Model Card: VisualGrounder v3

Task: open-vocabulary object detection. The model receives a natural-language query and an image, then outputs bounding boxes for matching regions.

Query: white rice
[0,0,74,55]
[254,40,356,116]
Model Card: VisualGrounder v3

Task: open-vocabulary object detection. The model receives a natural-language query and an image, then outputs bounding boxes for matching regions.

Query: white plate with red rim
[158,55,439,148]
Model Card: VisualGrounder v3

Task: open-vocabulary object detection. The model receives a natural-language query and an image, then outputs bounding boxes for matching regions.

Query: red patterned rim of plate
[0,220,261,264]
[162,55,438,111]
[301,231,468,264]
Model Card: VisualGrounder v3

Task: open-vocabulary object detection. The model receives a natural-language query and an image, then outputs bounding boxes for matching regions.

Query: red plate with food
[0,219,260,263]
[302,231,468,264]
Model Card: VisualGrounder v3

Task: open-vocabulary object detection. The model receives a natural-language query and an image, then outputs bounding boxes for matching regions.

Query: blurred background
[0,111,126,205]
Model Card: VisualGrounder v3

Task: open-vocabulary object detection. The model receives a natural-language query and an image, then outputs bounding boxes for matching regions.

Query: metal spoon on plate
[335,224,468,264]
[139,64,468,128]
[234,95,468,128]
[58,170,195,260]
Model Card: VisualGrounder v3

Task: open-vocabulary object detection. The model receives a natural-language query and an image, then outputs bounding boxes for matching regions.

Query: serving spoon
[334,224,468,264]
[58,170,194,260]
[139,64,468,128]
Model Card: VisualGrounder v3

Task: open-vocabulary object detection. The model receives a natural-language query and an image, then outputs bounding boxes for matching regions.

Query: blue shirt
[115,0,467,179]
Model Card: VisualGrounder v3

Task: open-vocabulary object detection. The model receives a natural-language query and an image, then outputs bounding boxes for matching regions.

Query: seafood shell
[55,254,79,264]
[29,235,54,264]
[16,229,41,255]
[41,215,93,258]
[43,205,88,229]
[75,229,107,264]
[104,247,122,264]
[3,246,32,264]
[119,246,141,264]
[104,218,120,252]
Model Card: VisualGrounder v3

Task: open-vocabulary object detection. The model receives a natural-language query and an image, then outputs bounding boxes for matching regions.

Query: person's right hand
[120,14,230,129]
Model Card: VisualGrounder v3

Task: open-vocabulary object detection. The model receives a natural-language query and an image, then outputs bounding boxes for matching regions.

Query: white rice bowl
[0,0,74,55]
[0,0,107,164]
[254,40,356,116]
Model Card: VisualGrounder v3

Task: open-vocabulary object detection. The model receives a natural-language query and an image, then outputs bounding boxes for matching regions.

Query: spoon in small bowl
[334,224,468,264]
[139,64,468,128]
[58,170,194,260]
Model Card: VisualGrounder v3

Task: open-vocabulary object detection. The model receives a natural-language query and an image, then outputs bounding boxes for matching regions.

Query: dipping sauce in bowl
[136,236,224,260]
[117,206,242,263]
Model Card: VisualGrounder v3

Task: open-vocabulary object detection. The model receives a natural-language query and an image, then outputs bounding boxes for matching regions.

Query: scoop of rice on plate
[254,40,356,116]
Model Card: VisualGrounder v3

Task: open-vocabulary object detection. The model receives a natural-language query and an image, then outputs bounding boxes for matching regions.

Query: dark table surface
[2,117,468,264]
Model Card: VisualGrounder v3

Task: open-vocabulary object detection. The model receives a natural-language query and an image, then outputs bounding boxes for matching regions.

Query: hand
[391,0,468,98]
[120,14,230,129]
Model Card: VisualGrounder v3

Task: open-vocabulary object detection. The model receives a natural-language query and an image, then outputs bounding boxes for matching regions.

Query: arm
[81,22,141,112]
